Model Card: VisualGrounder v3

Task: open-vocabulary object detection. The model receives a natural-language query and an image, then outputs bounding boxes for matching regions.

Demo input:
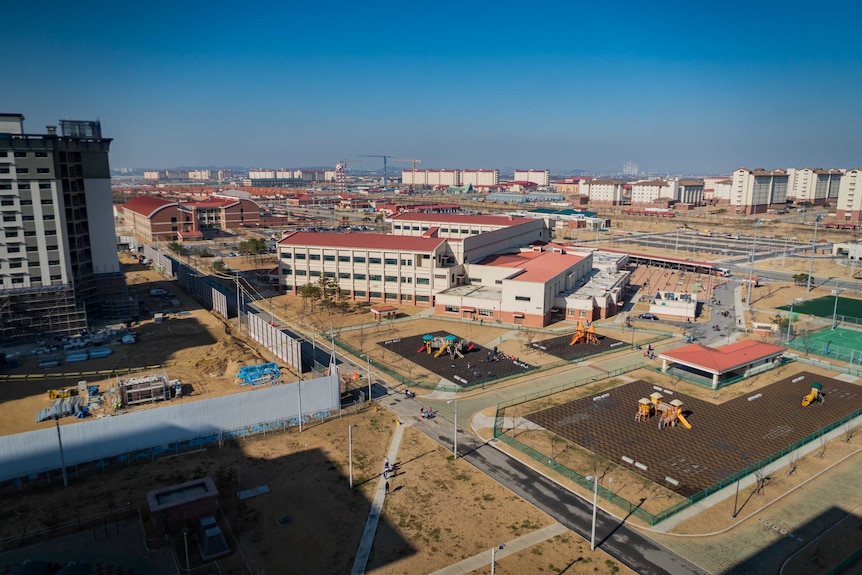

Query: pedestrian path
[427,522,569,575]
[734,285,747,330]
[350,420,410,575]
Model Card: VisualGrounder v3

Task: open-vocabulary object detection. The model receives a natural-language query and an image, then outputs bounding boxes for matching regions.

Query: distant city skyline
[4,1,861,174]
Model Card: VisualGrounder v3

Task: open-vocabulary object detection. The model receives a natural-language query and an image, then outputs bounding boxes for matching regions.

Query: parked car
[638,313,659,320]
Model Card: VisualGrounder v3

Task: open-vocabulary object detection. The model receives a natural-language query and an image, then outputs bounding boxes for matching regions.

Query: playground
[786,326,862,364]
[534,321,626,361]
[778,295,862,321]
[379,331,534,388]
[523,372,862,497]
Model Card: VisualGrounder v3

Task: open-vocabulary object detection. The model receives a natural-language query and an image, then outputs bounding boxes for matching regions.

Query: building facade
[786,168,843,204]
[514,169,550,187]
[586,179,625,205]
[730,168,789,214]
[836,168,862,221]
[630,179,678,205]
[461,169,499,188]
[677,179,705,205]
[0,113,130,340]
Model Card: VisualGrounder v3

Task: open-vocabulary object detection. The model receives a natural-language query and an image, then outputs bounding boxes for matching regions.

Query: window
[25,215,38,220]
[394,225,402,230]
[41,199,53,204]
[385,293,397,300]
[295,253,306,260]
[579,310,586,317]
[282,268,292,275]
[9,246,21,253]
[471,230,479,235]
[2,215,15,222]
[444,305,459,313]
[9,262,22,268]
[469,277,481,283]
[434,273,446,279]
[50,275,62,281]
[295,269,307,276]
[1,199,13,206]
[354,290,366,297]
[37,168,50,174]
[324,271,335,278]
[309,254,321,261]
[354,256,366,263]
[416,277,429,285]
[338,272,350,279]
[4,231,18,238]
[416,295,430,303]
[14,152,26,158]
[421,226,429,231]
[460,229,469,234]
[44,230,56,236]
[400,259,412,266]
[384,258,397,265]
[370,291,381,298]
[338,255,350,262]
[39,183,51,189]
[495,280,503,285]
[515,296,531,302]
[441,227,449,233]
[370,274,382,281]
[479,309,494,317]
[403,294,412,301]
[284,285,293,291]
[400,277,412,283]
[310,270,321,277]
[35,152,48,158]
[354,273,366,280]
[281,252,292,259]
[0,168,9,174]
[412,225,419,231]
[20,200,32,205]
[369,257,381,264]
[323,255,335,262]
[16,168,29,174]
[385,275,397,283]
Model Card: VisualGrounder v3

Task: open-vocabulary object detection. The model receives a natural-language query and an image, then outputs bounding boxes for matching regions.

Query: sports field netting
[786,327,862,364]
[778,295,862,322]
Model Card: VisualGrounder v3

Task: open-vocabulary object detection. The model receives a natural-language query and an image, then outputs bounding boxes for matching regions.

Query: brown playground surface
[534,331,626,361]
[525,372,862,497]
[380,331,535,387]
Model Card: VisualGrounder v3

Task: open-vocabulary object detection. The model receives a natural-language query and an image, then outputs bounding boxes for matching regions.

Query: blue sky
[3,1,861,174]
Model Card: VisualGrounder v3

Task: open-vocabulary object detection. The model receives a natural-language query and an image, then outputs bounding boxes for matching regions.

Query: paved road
[384,394,708,575]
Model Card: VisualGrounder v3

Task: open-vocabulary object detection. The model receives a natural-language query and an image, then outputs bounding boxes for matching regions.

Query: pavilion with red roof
[658,340,786,389]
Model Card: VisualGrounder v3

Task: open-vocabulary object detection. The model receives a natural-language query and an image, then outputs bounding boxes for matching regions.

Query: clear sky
[3,0,861,174]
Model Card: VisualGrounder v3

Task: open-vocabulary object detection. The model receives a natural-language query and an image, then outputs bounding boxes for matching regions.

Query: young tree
[298,283,321,311]
[211,259,227,273]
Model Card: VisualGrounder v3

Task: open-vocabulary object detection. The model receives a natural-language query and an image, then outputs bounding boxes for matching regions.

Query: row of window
[0,151,50,158]
[444,306,495,316]
[0,167,51,175]
[285,269,430,284]
[282,253,414,266]
[393,224,481,235]
[2,274,63,285]
[5,230,55,237]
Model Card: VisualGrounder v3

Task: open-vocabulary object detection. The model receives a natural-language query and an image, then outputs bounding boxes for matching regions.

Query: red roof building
[659,340,786,389]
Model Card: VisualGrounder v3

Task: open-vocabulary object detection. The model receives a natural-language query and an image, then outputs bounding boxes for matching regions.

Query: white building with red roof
[658,340,786,389]
[122,193,261,242]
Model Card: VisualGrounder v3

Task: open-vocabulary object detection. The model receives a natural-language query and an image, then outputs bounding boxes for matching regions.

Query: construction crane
[336,158,366,194]
[358,154,393,190]
[392,158,422,188]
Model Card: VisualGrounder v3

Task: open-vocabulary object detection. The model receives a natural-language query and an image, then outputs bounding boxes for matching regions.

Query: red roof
[185,197,237,209]
[278,232,444,252]
[122,196,177,217]
[659,340,786,373]
[390,213,532,227]
[479,250,585,282]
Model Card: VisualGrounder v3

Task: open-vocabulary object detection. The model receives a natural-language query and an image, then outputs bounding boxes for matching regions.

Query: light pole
[491,544,505,575]
[53,415,69,488]
[586,474,599,550]
[832,288,842,329]
[348,424,357,489]
[806,215,822,292]
[447,399,458,458]
[786,298,802,343]
[746,219,765,306]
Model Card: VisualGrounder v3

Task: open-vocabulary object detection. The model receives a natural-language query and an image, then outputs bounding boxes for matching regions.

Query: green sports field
[786,326,862,364]
[778,295,862,321]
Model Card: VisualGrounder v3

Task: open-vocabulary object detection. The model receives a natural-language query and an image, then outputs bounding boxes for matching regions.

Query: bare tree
[818,436,828,458]
[787,451,803,476]
[844,423,858,443]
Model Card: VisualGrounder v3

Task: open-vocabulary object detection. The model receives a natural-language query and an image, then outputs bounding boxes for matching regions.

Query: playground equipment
[801,382,824,406]
[420,334,475,359]
[570,321,599,345]
[638,393,691,429]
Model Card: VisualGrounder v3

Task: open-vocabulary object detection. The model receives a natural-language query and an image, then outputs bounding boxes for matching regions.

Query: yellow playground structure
[636,393,691,429]
[801,382,824,406]
[570,321,599,345]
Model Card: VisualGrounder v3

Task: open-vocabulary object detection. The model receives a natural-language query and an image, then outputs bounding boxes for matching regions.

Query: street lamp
[746,219,766,306]
[786,298,802,343]
[832,288,843,329]
[36,398,82,487]
[491,544,505,575]
[447,399,458,458]
[806,215,822,292]
[586,474,600,550]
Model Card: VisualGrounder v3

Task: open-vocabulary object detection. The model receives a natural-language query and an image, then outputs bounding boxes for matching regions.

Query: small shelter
[658,340,785,389]
[370,305,398,322]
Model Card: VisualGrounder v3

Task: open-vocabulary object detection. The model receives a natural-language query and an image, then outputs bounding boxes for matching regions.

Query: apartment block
[461,169,499,188]
[0,113,129,340]
[730,168,789,215]
[786,168,843,204]
[630,179,678,205]
[514,169,550,187]
[836,168,862,221]
[677,179,705,205]
[586,179,624,205]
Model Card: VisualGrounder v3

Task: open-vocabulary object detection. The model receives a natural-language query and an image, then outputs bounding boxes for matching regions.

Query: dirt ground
[0,404,631,575]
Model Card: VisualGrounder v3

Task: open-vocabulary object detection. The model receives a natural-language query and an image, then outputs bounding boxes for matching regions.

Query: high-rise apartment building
[0,113,129,341]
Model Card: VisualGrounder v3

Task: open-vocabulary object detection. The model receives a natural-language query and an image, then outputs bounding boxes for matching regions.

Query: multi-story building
[730,168,789,214]
[586,179,624,205]
[836,169,862,221]
[630,179,678,205]
[552,177,591,196]
[0,113,130,340]
[703,176,733,203]
[277,232,455,305]
[786,168,843,204]
[461,169,499,189]
[677,179,705,205]
[514,169,550,187]
[401,169,461,187]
